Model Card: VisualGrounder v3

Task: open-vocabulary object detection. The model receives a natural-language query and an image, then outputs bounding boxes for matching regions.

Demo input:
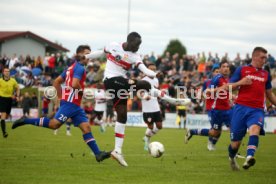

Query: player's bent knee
[156,123,162,129]
[209,129,220,137]
[249,124,261,135]
[49,119,62,129]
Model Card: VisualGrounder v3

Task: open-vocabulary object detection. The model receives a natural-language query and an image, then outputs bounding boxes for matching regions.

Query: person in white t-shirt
[91,83,107,132]
[140,63,163,151]
[85,32,191,167]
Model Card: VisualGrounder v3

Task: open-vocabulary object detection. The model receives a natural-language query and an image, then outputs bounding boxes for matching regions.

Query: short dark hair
[219,60,229,68]
[127,32,141,42]
[252,47,267,56]
[212,66,219,72]
[76,45,91,54]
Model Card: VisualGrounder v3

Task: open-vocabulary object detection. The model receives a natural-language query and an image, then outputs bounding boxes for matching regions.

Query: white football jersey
[104,42,143,79]
[141,76,160,113]
[94,89,106,112]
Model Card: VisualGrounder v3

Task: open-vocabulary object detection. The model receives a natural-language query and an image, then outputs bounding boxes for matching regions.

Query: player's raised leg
[184,128,209,144]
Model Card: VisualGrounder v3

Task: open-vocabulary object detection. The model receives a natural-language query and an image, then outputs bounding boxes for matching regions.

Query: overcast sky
[1,0,276,59]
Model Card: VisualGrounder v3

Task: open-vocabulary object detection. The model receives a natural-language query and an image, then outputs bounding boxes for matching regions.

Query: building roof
[0,31,69,52]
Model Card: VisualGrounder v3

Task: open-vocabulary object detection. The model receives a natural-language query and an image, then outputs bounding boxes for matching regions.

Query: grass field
[1,123,276,184]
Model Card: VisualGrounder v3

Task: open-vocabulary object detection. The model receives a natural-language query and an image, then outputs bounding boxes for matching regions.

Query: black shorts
[106,106,114,118]
[104,77,131,107]
[178,110,186,117]
[143,111,162,124]
[93,110,104,119]
[0,96,12,115]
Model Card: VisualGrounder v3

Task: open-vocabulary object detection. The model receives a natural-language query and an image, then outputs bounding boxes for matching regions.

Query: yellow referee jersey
[177,105,187,110]
[0,78,18,97]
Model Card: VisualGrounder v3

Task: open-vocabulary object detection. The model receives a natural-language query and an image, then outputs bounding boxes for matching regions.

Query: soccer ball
[148,142,165,158]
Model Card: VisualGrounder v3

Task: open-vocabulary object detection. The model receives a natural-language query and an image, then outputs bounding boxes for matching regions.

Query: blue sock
[191,129,209,136]
[190,129,199,135]
[25,117,50,128]
[83,132,100,155]
[200,129,209,136]
[228,144,238,158]
[247,135,259,157]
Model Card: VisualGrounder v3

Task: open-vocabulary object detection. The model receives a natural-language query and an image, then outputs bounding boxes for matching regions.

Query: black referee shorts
[0,96,13,115]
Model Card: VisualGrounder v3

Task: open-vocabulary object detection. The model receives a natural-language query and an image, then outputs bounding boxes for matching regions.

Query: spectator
[267,54,275,73]
[35,56,43,70]
[31,92,38,108]
[48,53,56,75]
[21,92,33,117]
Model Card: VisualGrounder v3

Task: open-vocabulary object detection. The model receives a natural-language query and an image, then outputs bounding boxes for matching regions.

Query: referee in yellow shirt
[0,67,20,138]
[176,93,187,129]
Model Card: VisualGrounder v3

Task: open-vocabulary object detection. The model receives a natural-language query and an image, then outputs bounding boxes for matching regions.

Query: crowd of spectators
[1,51,276,116]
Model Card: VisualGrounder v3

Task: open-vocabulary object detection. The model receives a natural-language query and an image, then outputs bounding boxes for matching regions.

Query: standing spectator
[8,54,18,69]
[31,92,38,108]
[25,55,34,67]
[48,53,56,75]
[21,92,33,117]
[55,53,64,65]
[0,54,9,71]
[0,67,20,138]
[213,53,220,64]
[148,52,156,64]
[267,54,275,74]
[55,62,64,76]
[35,56,44,70]
[243,53,251,65]
[234,53,242,67]
[43,53,50,73]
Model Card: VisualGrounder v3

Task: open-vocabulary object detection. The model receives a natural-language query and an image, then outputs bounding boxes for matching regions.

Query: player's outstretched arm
[266,89,276,106]
[85,50,105,59]
[137,63,157,78]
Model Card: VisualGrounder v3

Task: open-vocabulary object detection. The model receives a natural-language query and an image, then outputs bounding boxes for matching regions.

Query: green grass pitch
[1,124,276,184]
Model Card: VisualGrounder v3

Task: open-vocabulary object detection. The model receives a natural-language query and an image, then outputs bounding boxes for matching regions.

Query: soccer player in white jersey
[91,83,107,132]
[85,32,191,167]
[140,63,163,151]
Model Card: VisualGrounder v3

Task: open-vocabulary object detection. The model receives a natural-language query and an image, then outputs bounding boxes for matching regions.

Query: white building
[0,31,69,58]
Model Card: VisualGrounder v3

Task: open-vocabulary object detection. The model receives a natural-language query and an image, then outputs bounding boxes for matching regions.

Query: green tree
[163,39,186,56]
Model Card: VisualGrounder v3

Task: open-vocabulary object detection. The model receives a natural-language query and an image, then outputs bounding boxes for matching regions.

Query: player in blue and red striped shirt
[227,47,276,170]
[185,61,232,150]
[12,45,111,163]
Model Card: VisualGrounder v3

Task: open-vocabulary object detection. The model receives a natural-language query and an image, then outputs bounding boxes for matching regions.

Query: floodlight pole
[127,0,131,35]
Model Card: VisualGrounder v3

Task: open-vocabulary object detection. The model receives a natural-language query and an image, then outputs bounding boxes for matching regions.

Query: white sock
[152,126,160,134]
[114,122,126,154]
[145,128,153,142]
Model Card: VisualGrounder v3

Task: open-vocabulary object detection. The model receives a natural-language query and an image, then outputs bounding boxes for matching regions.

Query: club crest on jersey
[115,55,122,61]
